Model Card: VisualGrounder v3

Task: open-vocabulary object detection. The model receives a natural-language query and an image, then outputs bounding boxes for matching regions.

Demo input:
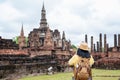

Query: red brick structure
[27,4,71,57]
[87,33,120,69]
[18,24,26,50]
[0,4,73,79]
[43,27,54,50]
[0,36,18,49]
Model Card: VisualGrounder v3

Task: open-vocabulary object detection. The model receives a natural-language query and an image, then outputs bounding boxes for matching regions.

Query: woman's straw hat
[79,42,89,51]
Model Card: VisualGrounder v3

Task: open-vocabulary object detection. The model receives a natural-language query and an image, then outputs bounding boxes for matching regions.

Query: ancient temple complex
[85,34,120,69]
[0,3,120,79]
[28,4,71,56]
[0,4,73,79]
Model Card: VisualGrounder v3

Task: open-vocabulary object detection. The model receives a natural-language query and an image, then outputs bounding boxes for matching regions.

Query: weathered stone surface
[18,25,26,50]
[0,37,18,49]
[99,33,102,52]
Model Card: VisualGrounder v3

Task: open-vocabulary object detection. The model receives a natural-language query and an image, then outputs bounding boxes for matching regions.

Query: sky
[0,0,120,47]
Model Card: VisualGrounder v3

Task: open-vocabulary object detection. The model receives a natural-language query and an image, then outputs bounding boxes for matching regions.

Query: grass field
[19,69,120,80]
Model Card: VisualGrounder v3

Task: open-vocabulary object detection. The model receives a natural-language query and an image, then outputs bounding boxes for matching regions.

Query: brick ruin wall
[0,54,58,79]
[0,49,72,79]
[87,34,120,69]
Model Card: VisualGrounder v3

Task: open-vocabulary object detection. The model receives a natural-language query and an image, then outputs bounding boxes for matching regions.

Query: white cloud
[0,1,26,21]
[0,0,120,47]
[47,0,120,46]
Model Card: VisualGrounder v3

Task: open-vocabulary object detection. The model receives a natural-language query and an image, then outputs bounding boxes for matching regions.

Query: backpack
[74,58,91,80]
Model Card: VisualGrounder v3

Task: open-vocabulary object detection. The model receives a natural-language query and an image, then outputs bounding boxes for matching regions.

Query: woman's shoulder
[71,54,81,59]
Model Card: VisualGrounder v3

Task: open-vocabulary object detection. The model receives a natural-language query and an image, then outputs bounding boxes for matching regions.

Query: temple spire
[18,23,26,50]
[20,24,24,37]
[42,2,45,10]
[40,3,47,28]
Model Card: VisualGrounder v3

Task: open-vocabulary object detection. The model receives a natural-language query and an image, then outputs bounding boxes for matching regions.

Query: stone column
[118,34,120,47]
[104,34,107,53]
[94,44,96,52]
[91,36,93,53]
[99,33,102,52]
[97,41,99,52]
[107,43,109,50]
[85,34,88,43]
[114,34,117,47]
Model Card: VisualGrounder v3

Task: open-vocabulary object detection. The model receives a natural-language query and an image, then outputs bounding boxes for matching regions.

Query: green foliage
[71,44,77,49]
[20,69,120,80]
[25,37,28,46]
[12,36,28,45]
[71,44,77,51]
[25,37,28,43]
[12,36,18,44]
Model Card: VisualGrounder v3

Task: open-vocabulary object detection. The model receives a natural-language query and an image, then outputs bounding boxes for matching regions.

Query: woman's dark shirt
[77,48,90,58]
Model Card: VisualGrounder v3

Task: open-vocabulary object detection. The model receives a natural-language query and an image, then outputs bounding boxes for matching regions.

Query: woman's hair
[77,48,90,58]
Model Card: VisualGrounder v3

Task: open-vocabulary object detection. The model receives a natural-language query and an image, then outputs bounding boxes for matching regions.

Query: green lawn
[19,69,120,80]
